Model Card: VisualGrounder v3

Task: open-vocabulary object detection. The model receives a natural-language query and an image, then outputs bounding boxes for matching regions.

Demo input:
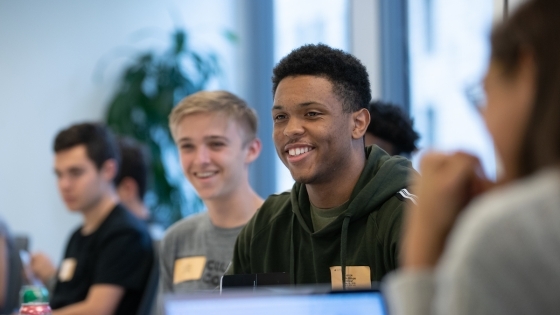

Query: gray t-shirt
[159,212,244,293]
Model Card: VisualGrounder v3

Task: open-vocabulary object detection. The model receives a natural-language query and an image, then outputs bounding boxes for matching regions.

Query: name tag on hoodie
[330,266,371,290]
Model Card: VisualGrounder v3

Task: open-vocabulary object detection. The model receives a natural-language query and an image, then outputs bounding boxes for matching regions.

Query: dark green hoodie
[231,145,414,285]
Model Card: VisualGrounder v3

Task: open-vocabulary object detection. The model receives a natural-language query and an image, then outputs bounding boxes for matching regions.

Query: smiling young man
[30,123,154,315]
[229,44,416,288]
[158,91,263,295]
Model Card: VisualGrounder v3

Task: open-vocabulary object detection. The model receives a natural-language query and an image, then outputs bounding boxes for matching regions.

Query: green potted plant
[104,29,219,227]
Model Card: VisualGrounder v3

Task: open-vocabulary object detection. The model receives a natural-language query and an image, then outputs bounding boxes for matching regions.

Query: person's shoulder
[461,168,560,235]
[258,190,292,219]
[244,190,292,235]
[444,169,560,267]
[163,211,209,240]
[99,204,151,238]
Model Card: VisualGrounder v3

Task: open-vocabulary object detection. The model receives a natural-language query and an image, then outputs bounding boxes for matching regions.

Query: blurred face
[54,145,109,212]
[175,112,260,201]
[483,59,535,179]
[272,75,357,184]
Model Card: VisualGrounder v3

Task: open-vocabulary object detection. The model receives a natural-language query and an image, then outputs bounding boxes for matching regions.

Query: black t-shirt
[50,204,154,315]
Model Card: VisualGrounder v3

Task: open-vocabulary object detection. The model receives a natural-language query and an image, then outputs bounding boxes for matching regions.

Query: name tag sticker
[58,258,77,282]
[330,266,371,290]
[173,256,207,284]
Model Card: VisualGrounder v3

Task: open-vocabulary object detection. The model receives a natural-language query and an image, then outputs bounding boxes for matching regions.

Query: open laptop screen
[165,290,386,315]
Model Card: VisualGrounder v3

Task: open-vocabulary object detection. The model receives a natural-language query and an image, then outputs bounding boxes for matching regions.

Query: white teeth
[197,172,215,178]
[288,147,312,156]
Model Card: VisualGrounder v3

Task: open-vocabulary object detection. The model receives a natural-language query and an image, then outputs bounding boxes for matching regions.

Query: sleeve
[377,198,405,271]
[93,229,153,290]
[157,232,175,294]
[383,270,436,315]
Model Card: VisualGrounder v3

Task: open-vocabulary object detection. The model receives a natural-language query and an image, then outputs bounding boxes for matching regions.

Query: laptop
[164,285,387,315]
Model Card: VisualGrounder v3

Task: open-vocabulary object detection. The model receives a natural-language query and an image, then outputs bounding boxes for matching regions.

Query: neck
[307,148,366,208]
[81,190,119,235]
[205,181,263,229]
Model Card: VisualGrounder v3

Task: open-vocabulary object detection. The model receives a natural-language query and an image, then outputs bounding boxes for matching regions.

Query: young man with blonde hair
[158,90,263,295]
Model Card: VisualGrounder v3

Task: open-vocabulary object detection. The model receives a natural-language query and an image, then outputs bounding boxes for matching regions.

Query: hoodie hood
[288,145,413,289]
[290,145,412,235]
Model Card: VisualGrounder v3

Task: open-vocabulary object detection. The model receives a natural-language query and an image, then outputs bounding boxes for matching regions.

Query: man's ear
[244,138,262,164]
[351,108,370,139]
[117,177,138,200]
[100,158,118,182]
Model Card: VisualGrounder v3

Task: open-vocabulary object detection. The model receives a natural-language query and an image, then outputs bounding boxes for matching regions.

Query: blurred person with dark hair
[229,44,416,286]
[0,216,23,314]
[115,137,164,240]
[115,137,150,221]
[365,101,419,157]
[384,0,560,314]
[30,122,153,315]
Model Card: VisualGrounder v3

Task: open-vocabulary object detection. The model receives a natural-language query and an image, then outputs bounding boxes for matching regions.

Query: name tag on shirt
[173,256,207,284]
[58,258,77,282]
[329,266,371,290]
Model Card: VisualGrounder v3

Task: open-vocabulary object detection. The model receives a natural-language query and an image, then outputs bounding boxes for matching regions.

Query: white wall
[0,0,238,263]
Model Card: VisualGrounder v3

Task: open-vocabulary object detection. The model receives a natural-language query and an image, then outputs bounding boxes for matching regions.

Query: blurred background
[0,0,525,263]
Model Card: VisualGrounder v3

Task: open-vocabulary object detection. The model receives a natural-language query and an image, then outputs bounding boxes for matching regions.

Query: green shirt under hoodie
[231,145,414,285]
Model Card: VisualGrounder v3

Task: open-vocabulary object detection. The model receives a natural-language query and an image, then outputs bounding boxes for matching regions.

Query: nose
[194,146,211,165]
[58,175,71,192]
[283,117,305,139]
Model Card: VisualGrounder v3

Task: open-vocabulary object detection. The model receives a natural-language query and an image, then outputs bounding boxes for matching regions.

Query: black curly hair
[367,101,419,155]
[272,44,371,113]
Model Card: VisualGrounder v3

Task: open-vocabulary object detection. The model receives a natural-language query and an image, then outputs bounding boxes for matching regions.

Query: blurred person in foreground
[229,44,416,286]
[384,0,560,314]
[158,91,263,295]
[365,101,419,157]
[31,122,153,315]
[0,216,23,314]
[115,136,163,240]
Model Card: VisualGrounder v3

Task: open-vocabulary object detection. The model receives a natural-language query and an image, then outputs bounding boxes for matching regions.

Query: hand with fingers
[401,152,494,269]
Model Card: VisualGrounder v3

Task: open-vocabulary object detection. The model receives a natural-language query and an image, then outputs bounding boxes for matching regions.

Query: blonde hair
[169,90,258,143]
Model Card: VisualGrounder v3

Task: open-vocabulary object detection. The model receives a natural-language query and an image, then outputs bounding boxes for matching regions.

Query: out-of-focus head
[271,44,371,184]
[115,136,149,206]
[53,123,119,211]
[169,91,261,201]
[272,43,371,113]
[365,101,419,156]
[486,0,560,179]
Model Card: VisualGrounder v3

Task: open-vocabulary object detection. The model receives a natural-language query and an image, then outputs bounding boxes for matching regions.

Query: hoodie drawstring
[340,215,351,290]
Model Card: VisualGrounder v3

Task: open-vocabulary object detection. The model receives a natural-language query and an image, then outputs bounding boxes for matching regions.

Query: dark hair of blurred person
[365,101,419,156]
[54,122,120,170]
[114,137,150,221]
[385,1,560,314]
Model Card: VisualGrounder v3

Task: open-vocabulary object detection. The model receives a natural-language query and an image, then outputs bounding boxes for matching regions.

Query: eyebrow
[177,135,230,143]
[272,102,320,111]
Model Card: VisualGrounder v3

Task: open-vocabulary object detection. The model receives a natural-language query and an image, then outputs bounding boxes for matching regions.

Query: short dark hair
[114,137,149,198]
[367,101,419,155]
[272,44,371,112]
[53,122,120,169]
